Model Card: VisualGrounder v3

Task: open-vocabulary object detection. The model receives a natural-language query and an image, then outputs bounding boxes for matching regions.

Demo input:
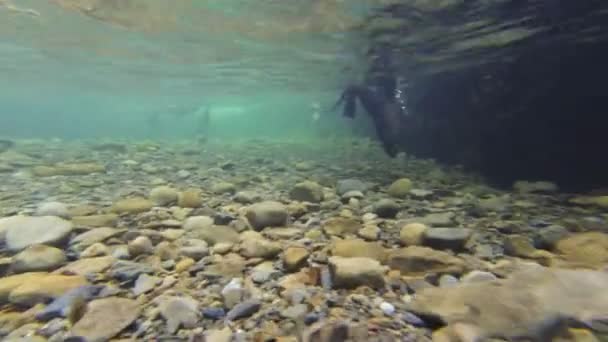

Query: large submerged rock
[407,265,608,340]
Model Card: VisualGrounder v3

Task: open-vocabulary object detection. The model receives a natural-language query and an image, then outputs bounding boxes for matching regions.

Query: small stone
[80,243,110,258]
[177,170,191,178]
[328,256,386,289]
[179,240,209,261]
[373,199,400,218]
[399,223,429,246]
[438,274,459,288]
[388,246,466,276]
[461,270,497,283]
[234,191,261,204]
[57,256,114,276]
[149,186,179,206]
[379,302,395,316]
[423,227,473,252]
[159,296,200,334]
[110,197,154,214]
[12,244,66,273]
[358,225,380,241]
[226,299,261,321]
[213,242,234,254]
[127,236,154,257]
[336,179,368,196]
[175,257,195,272]
[245,201,288,230]
[322,217,361,236]
[177,189,203,208]
[416,212,456,227]
[283,247,309,272]
[387,178,413,198]
[330,239,386,262]
[503,235,537,258]
[240,237,282,259]
[133,274,161,296]
[202,307,225,320]
[222,278,245,309]
[290,181,324,203]
[35,202,71,219]
[212,182,237,195]
[109,260,154,281]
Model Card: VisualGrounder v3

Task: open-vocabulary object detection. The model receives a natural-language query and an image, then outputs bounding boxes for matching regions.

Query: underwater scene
[1,0,608,341]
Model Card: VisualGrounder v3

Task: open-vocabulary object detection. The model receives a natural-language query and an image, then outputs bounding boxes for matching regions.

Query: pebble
[35,201,71,219]
[202,307,226,320]
[380,302,395,316]
[226,299,262,321]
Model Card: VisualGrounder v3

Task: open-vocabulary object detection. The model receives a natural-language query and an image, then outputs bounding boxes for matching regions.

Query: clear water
[1,0,381,141]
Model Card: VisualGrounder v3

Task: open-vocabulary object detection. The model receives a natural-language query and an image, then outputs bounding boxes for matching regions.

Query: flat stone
[336,179,368,196]
[191,225,239,246]
[330,239,386,263]
[11,244,66,273]
[240,236,282,259]
[108,260,154,281]
[9,274,88,306]
[71,214,119,228]
[408,266,608,340]
[423,228,473,251]
[388,246,466,276]
[159,296,200,333]
[55,256,114,276]
[71,297,140,341]
[328,256,385,289]
[1,216,73,251]
[70,227,123,251]
[110,197,154,214]
[0,272,48,302]
[133,274,161,296]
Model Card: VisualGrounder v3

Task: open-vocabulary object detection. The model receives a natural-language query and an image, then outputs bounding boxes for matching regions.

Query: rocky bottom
[0,138,607,342]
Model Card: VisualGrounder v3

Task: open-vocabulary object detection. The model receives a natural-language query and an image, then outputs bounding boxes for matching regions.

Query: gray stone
[159,296,200,334]
[35,202,71,219]
[133,274,161,296]
[226,299,261,321]
[1,216,73,251]
[423,227,473,251]
[109,260,154,281]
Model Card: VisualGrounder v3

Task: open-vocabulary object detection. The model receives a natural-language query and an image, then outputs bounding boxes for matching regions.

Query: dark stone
[304,313,320,325]
[373,199,401,218]
[535,225,570,250]
[401,312,426,327]
[108,260,154,282]
[202,307,225,320]
[225,299,261,321]
[214,212,235,225]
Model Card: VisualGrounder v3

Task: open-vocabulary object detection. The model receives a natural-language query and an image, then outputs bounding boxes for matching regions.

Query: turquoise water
[1,0,376,141]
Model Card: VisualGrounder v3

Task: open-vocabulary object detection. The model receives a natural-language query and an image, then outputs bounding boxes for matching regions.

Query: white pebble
[380,301,395,316]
